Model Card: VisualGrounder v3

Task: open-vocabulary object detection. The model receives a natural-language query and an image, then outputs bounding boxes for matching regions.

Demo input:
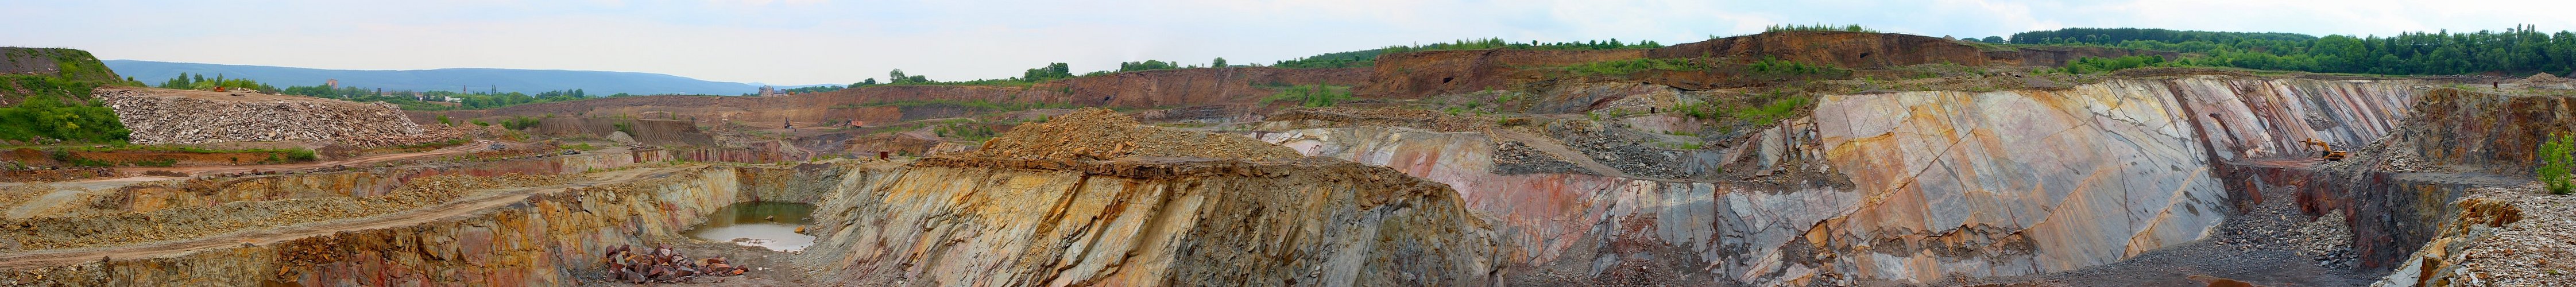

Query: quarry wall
[1265,75,2430,285]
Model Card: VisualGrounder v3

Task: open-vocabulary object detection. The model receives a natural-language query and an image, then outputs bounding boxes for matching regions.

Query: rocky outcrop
[805,157,1502,286]
[99,87,439,146]
[1260,75,2430,285]
[796,110,1502,285]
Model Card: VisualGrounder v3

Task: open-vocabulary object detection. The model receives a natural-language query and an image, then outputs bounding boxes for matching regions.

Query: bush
[2540,133,2575,194]
[1567,58,1704,76]
[2053,55,2172,74]
[0,84,130,144]
[1260,84,1352,107]
[1746,56,1851,78]
[501,116,544,130]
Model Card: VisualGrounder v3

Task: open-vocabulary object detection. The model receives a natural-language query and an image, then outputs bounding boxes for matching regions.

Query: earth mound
[951,108,1298,161]
[2519,72,2568,84]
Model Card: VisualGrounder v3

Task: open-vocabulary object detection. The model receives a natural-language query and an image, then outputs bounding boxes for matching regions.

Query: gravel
[99,88,457,146]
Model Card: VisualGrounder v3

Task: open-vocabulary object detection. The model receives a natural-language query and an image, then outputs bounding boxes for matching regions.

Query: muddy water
[685,201,816,252]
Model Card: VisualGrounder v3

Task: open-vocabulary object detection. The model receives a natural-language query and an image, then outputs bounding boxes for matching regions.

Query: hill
[103,60,764,95]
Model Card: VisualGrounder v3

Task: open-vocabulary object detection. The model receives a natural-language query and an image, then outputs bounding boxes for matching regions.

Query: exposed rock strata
[1262,75,2428,285]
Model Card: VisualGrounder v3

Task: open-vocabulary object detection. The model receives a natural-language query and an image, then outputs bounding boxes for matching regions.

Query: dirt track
[0,165,676,269]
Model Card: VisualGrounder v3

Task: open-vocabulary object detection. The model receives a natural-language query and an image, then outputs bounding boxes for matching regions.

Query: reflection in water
[686,201,817,252]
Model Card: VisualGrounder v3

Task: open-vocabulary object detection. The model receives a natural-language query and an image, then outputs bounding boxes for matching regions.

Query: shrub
[501,116,544,130]
[2053,55,2172,74]
[1746,56,1851,79]
[0,76,128,143]
[1567,58,1705,76]
[1261,84,1352,107]
[2540,133,2575,194]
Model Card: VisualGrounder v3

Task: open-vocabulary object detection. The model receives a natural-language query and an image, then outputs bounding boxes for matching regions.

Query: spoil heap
[954,108,1298,161]
[98,87,442,146]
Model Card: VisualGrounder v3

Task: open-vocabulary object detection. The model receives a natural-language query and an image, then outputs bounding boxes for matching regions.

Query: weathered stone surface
[1259,75,2427,285]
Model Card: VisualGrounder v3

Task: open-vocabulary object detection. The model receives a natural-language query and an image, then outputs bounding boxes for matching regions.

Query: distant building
[757,86,783,97]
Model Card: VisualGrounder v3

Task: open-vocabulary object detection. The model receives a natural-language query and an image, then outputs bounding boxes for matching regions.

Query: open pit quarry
[5,30,2575,286]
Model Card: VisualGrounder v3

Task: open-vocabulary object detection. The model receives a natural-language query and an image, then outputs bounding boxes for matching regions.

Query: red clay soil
[1646,31,1994,68]
[1360,31,2183,99]
[412,67,1367,128]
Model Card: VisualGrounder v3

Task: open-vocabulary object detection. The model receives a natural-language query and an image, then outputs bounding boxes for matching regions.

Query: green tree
[889,69,909,84]
[2541,133,2575,194]
[1212,57,1228,67]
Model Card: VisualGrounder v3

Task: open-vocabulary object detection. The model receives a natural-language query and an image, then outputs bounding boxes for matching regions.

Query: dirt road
[0,165,679,269]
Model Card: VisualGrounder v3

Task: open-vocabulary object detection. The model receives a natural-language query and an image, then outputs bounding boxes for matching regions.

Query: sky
[6,0,2574,86]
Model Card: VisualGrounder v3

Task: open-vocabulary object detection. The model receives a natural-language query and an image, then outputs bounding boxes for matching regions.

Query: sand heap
[952,108,1298,161]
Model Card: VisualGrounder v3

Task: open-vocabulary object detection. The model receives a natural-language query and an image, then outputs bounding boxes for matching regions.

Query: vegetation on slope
[2010,25,2576,76]
[1,48,128,83]
[1379,38,1666,54]
[0,49,131,144]
[0,77,128,144]
[2542,133,2575,195]
[1762,24,1882,33]
[1260,84,1353,107]
[2047,55,2179,74]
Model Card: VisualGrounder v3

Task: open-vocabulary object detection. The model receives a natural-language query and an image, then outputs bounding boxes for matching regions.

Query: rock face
[800,110,1501,285]
[807,157,1501,286]
[98,87,432,146]
[1262,75,2428,285]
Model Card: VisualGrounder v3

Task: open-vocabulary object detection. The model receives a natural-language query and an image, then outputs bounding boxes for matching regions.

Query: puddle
[686,201,817,252]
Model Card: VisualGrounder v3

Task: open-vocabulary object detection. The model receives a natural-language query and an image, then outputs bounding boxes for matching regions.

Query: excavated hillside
[1364,31,2180,98]
[1251,72,2573,285]
[0,110,1504,286]
[11,30,2576,286]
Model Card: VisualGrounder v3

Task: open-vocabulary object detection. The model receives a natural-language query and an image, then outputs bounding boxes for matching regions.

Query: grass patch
[1566,58,1706,76]
[1746,56,1853,79]
[1261,84,1353,107]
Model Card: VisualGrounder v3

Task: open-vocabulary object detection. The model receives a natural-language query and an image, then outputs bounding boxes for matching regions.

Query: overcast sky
[6,0,2572,86]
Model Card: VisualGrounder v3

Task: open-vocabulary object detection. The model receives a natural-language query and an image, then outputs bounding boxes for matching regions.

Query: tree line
[2012,25,2576,76]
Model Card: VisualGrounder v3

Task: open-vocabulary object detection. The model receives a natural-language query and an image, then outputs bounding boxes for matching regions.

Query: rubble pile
[98,88,430,146]
[604,244,750,284]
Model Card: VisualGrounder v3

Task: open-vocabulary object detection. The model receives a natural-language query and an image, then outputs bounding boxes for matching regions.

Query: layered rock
[1261,75,2429,285]
[801,110,1503,285]
[99,87,438,146]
